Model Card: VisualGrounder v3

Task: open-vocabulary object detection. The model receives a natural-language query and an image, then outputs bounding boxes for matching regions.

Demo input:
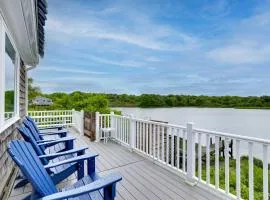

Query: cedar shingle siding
[19,61,26,117]
[0,61,26,199]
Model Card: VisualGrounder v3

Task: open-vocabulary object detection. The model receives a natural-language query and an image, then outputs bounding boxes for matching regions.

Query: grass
[197,155,269,200]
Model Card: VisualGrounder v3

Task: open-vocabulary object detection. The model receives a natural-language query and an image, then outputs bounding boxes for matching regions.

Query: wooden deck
[9,128,222,200]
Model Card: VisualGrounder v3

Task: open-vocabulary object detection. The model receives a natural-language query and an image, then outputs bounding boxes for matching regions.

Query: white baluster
[143,123,146,152]
[206,134,210,184]
[166,127,170,165]
[225,138,229,194]
[177,129,180,169]
[115,117,117,140]
[121,117,124,142]
[215,136,219,189]
[136,121,139,149]
[146,123,149,154]
[198,133,202,181]
[140,122,143,151]
[124,118,126,143]
[249,142,254,200]
[162,126,165,162]
[263,144,268,200]
[157,125,160,160]
[95,112,100,142]
[129,115,136,151]
[153,125,156,159]
[171,128,175,167]
[149,123,152,157]
[126,118,129,143]
[183,130,186,172]
[236,139,241,199]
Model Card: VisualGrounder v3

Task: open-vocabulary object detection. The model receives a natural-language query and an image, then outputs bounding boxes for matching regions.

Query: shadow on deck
[9,128,222,200]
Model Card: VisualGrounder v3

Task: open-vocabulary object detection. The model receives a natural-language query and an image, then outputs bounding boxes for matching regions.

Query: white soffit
[0,0,39,66]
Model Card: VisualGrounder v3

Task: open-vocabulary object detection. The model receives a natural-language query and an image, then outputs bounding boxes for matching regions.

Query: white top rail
[194,127,270,145]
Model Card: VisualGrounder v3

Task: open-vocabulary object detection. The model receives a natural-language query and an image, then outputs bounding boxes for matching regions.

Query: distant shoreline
[111,105,270,110]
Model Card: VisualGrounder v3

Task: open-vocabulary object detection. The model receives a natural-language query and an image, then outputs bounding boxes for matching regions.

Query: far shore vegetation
[28,78,270,112]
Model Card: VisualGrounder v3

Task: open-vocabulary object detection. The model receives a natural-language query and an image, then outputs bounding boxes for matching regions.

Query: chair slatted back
[25,116,40,136]
[23,118,44,141]
[17,126,48,164]
[8,140,57,197]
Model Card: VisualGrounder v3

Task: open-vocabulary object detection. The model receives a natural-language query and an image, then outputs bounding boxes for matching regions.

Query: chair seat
[62,175,104,200]
[39,128,65,133]
[45,142,66,154]
[50,154,75,174]
[42,134,60,140]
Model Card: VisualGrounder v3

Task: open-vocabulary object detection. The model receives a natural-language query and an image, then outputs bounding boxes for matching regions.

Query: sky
[30,0,270,96]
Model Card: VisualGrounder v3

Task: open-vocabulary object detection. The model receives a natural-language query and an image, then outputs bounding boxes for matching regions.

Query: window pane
[4,34,16,120]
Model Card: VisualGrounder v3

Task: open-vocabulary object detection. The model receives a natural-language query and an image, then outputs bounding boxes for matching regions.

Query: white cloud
[38,66,108,74]
[201,0,232,20]
[88,55,143,67]
[144,56,161,62]
[207,44,270,64]
[206,9,270,65]
[227,78,262,84]
[35,82,62,88]
[46,10,199,52]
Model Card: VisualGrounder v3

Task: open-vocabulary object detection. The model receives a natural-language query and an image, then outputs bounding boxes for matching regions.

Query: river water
[114,107,270,157]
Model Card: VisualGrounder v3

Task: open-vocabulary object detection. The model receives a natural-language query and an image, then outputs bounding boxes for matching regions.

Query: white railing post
[186,122,196,185]
[129,114,136,151]
[110,111,115,138]
[71,108,75,128]
[95,112,100,142]
[80,110,84,135]
[71,108,75,126]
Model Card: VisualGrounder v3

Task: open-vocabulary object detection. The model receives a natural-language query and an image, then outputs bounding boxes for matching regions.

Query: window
[0,16,20,127]
[4,34,16,120]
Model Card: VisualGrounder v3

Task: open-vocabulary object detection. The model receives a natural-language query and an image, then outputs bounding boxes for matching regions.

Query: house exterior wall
[19,62,26,117]
[0,62,26,199]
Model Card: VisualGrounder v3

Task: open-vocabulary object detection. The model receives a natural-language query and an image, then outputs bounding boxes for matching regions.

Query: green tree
[28,78,41,101]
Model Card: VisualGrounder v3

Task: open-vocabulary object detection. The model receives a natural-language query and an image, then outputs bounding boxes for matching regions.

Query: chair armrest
[44,153,99,169]
[39,173,122,200]
[39,147,88,160]
[37,139,54,143]
[39,126,63,131]
[40,129,67,136]
[39,130,67,136]
[37,137,76,147]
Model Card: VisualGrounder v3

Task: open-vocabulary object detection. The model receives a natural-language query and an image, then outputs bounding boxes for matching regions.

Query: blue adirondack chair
[24,117,68,141]
[16,126,87,188]
[25,116,68,136]
[25,116,65,132]
[23,118,75,154]
[8,140,122,200]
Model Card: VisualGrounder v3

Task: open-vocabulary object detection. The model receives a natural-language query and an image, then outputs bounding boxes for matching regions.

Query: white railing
[28,110,74,128]
[192,127,269,200]
[95,112,270,200]
[72,109,84,135]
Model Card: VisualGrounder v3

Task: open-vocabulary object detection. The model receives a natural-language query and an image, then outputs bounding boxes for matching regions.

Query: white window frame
[0,14,20,131]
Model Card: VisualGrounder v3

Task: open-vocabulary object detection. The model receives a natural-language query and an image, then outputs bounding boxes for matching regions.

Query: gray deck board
[9,128,223,200]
